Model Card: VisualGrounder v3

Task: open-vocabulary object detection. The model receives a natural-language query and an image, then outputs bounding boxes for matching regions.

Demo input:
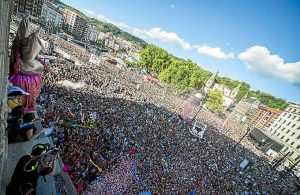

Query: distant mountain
[55,0,147,48]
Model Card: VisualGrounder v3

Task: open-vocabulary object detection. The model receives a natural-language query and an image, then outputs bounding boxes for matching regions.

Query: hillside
[56,1,147,48]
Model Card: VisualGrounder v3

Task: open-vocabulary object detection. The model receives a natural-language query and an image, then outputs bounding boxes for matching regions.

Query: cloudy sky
[61,0,300,103]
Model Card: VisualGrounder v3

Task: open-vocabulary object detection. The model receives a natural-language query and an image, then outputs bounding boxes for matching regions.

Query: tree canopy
[205,89,225,113]
[158,59,210,93]
[247,90,288,111]
[138,44,173,75]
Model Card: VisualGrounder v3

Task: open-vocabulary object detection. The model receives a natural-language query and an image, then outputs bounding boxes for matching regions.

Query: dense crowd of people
[34,36,299,194]
[7,18,298,194]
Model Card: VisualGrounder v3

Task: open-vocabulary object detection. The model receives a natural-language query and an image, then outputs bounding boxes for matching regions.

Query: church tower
[204,70,219,93]
[230,83,242,99]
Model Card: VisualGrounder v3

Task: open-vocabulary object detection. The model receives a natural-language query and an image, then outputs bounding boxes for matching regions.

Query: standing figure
[9,18,48,112]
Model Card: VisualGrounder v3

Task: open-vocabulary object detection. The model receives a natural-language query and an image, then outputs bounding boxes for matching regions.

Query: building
[204,70,219,94]
[63,8,77,32]
[268,103,300,163]
[251,105,282,131]
[88,25,100,43]
[41,2,63,27]
[204,70,241,110]
[13,0,45,18]
[233,97,260,124]
[73,15,88,38]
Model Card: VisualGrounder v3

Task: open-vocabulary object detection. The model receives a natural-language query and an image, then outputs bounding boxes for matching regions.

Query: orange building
[251,105,282,131]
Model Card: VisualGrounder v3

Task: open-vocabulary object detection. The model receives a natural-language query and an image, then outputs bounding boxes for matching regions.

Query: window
[287,122,291,126]
[286,138,290,142]
[277,133,280,136]
[297,135,300,140]
[295,155,300,162]
[286,130,290,134]
[297,145,300,149]
[291,142,294,146]
[292,124,295,128]
[283,120,286,124]
[293,116,296,120]
[281,135,285,139]
[291,132,295,136]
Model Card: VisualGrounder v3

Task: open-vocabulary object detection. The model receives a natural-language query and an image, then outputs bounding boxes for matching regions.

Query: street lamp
[190,91,206,124]
[231,123,253,151]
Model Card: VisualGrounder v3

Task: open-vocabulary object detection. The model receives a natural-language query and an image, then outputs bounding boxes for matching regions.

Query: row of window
[280,113,300,121]
[282,148,300,161]
[287,107,300,114]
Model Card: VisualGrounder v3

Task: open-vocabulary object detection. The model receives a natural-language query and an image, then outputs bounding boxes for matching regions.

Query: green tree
[205,89,225,113]
[125,60,134,68]
[138,44,172,74]
[158,59,208,92]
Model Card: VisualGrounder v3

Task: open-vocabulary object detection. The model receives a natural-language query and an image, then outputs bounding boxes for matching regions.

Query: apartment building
[268,103,300,163]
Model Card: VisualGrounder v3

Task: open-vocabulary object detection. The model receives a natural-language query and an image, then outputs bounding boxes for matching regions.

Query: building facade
[88,25,100,43]
[252,105,282,131]
[233,97,260,124]
[72,15,88,38]
[268,103,300,163]
[63,8,77,32]
[13,0,45,18]
[41,2,63,27]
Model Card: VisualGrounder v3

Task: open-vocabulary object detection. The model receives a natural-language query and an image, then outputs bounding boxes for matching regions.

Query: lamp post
[190,91,206,124]
[231,123,253,151]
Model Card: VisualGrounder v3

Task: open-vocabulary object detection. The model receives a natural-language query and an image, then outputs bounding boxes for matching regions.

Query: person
[9,19,48,112]
[7,105,24,144]
[7,85,30,111]
[19,112,45,141]
[6,143,54,195]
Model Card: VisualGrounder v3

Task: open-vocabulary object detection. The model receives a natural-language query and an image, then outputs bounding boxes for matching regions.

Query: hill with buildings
[55,0,288,111]
[56,0,147,48]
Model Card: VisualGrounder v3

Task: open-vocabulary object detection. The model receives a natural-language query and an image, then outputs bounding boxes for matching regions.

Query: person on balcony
[7,105,24,144]
[19,112,45,141]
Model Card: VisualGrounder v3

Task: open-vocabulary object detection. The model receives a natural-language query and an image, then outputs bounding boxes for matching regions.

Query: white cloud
[170,4,175,9]
[83,9,95,16]
[194,44,235,59]
[82,9,130,31]
[239,45,300,84]
[133,27,191,50]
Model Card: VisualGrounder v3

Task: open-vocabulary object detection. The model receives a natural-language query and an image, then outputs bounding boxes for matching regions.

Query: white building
[63,8,77,32]
[204,71,241,110]
[41,2,64,27]
[268,103,300,163]
[88,25,100,43]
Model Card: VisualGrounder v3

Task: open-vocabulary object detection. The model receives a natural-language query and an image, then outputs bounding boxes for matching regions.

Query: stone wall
[0,0,12,193]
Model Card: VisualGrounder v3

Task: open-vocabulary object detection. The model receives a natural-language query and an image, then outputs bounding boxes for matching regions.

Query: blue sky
[61,0,300,103]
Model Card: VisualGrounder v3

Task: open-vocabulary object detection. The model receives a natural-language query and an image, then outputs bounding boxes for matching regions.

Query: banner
[89,54,101,65]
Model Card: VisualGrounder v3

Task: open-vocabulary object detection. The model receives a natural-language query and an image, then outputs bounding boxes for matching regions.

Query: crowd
[36,36,299,194]
[6,17,298,194]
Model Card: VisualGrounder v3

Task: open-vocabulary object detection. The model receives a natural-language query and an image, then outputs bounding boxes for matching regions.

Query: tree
[138,44,172,74]
[158,59,208,92]
[125,60,134,68]
[205,89,225,113]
